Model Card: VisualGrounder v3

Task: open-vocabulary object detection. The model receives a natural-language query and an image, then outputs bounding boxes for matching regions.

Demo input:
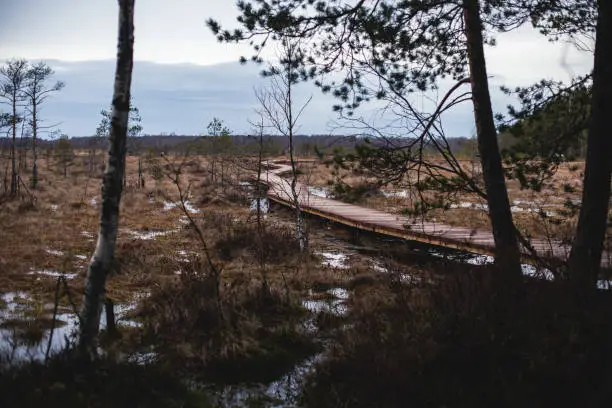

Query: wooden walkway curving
[259,162,611,269]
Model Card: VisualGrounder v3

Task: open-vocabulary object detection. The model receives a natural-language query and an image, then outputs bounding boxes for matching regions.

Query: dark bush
[302,271,612,408]
[0,355,209,408]
[215,222,300,263]
[138,265,315,383]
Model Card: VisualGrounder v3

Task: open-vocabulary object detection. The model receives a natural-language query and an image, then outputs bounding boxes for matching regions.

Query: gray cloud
[37,59,347,136]
[0,59,539,139]
[1,1,593,138]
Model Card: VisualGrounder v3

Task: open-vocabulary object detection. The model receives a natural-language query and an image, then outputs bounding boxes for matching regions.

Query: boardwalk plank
[262,163,610,268]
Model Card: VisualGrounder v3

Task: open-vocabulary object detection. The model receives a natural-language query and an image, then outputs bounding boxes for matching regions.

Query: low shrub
[302,271,612,408]
[138,264,316,383]
[0,355,210,408]
[215,222,300,264]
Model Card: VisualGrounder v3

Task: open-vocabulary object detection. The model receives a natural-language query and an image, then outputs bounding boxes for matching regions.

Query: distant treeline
[0,134,479,158]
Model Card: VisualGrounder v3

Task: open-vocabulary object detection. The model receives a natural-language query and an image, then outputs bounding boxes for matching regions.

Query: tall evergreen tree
[23,62,64,188]
[501,0,609,288]
[0,59,28,195]
[209,0,527,275]
[565,0,611,288]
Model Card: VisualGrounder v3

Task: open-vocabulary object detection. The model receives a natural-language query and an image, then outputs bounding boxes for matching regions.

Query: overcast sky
[0,0,595,137]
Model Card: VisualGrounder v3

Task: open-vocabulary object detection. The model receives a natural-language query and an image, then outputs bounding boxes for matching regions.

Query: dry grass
[2,151,611,407]
[0,152,355,349]
[0,154,268,307]
[137,266,317,383]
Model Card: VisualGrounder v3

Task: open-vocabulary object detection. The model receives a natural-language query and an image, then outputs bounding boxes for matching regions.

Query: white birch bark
[78,0,135,355]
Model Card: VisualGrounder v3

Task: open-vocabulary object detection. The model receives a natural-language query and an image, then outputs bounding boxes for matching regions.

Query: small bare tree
[79,0,135,356]
[97,98,142,188]
[255,40,312,252]
[23,62,64,188]
[0,59,28,195]
[162,155,224,318]
[247,114,271,290]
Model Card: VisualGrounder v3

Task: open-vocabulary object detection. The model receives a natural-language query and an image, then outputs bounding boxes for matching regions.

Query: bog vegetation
[1,0,611,407]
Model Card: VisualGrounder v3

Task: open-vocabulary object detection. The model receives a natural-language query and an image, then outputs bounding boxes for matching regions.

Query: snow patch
[249,198,269,214]
[449,202,488,210]
[0,292,33,317]
[308,186,328,198]
[316,251,349,269]
[466,254,495,266]
[163,200,200,214]
[327,287,349,300]
[521,264,555,280]
[597,280,612,290]
[302,298,347,316]
[382,190,409,198]
[28,269,77,280]
[126,228,179,240]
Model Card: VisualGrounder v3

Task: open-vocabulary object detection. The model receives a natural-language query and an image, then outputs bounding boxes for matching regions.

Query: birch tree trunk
[31,100,38,188]
[568,0,612,289]
[289,125,306,252]
[10,96,17,195]
[463,0,521,278]
[78,0,135,355]
[284,42,307,253]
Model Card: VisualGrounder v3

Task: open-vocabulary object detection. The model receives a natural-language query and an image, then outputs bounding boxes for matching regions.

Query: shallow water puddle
[0,292,33,317]
[207,281,347,405]
[316,251,349,269]
[209,353,322,408]
[327,287,349,300]
[0,291,149,361]
[207,289,335,407]
[0,291,72,360]
[249,197,270,213]
[370,261,419,283]
[302,287,349,316]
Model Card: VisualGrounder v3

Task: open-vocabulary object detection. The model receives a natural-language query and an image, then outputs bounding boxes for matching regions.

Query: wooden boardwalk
[260,162,611,269]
